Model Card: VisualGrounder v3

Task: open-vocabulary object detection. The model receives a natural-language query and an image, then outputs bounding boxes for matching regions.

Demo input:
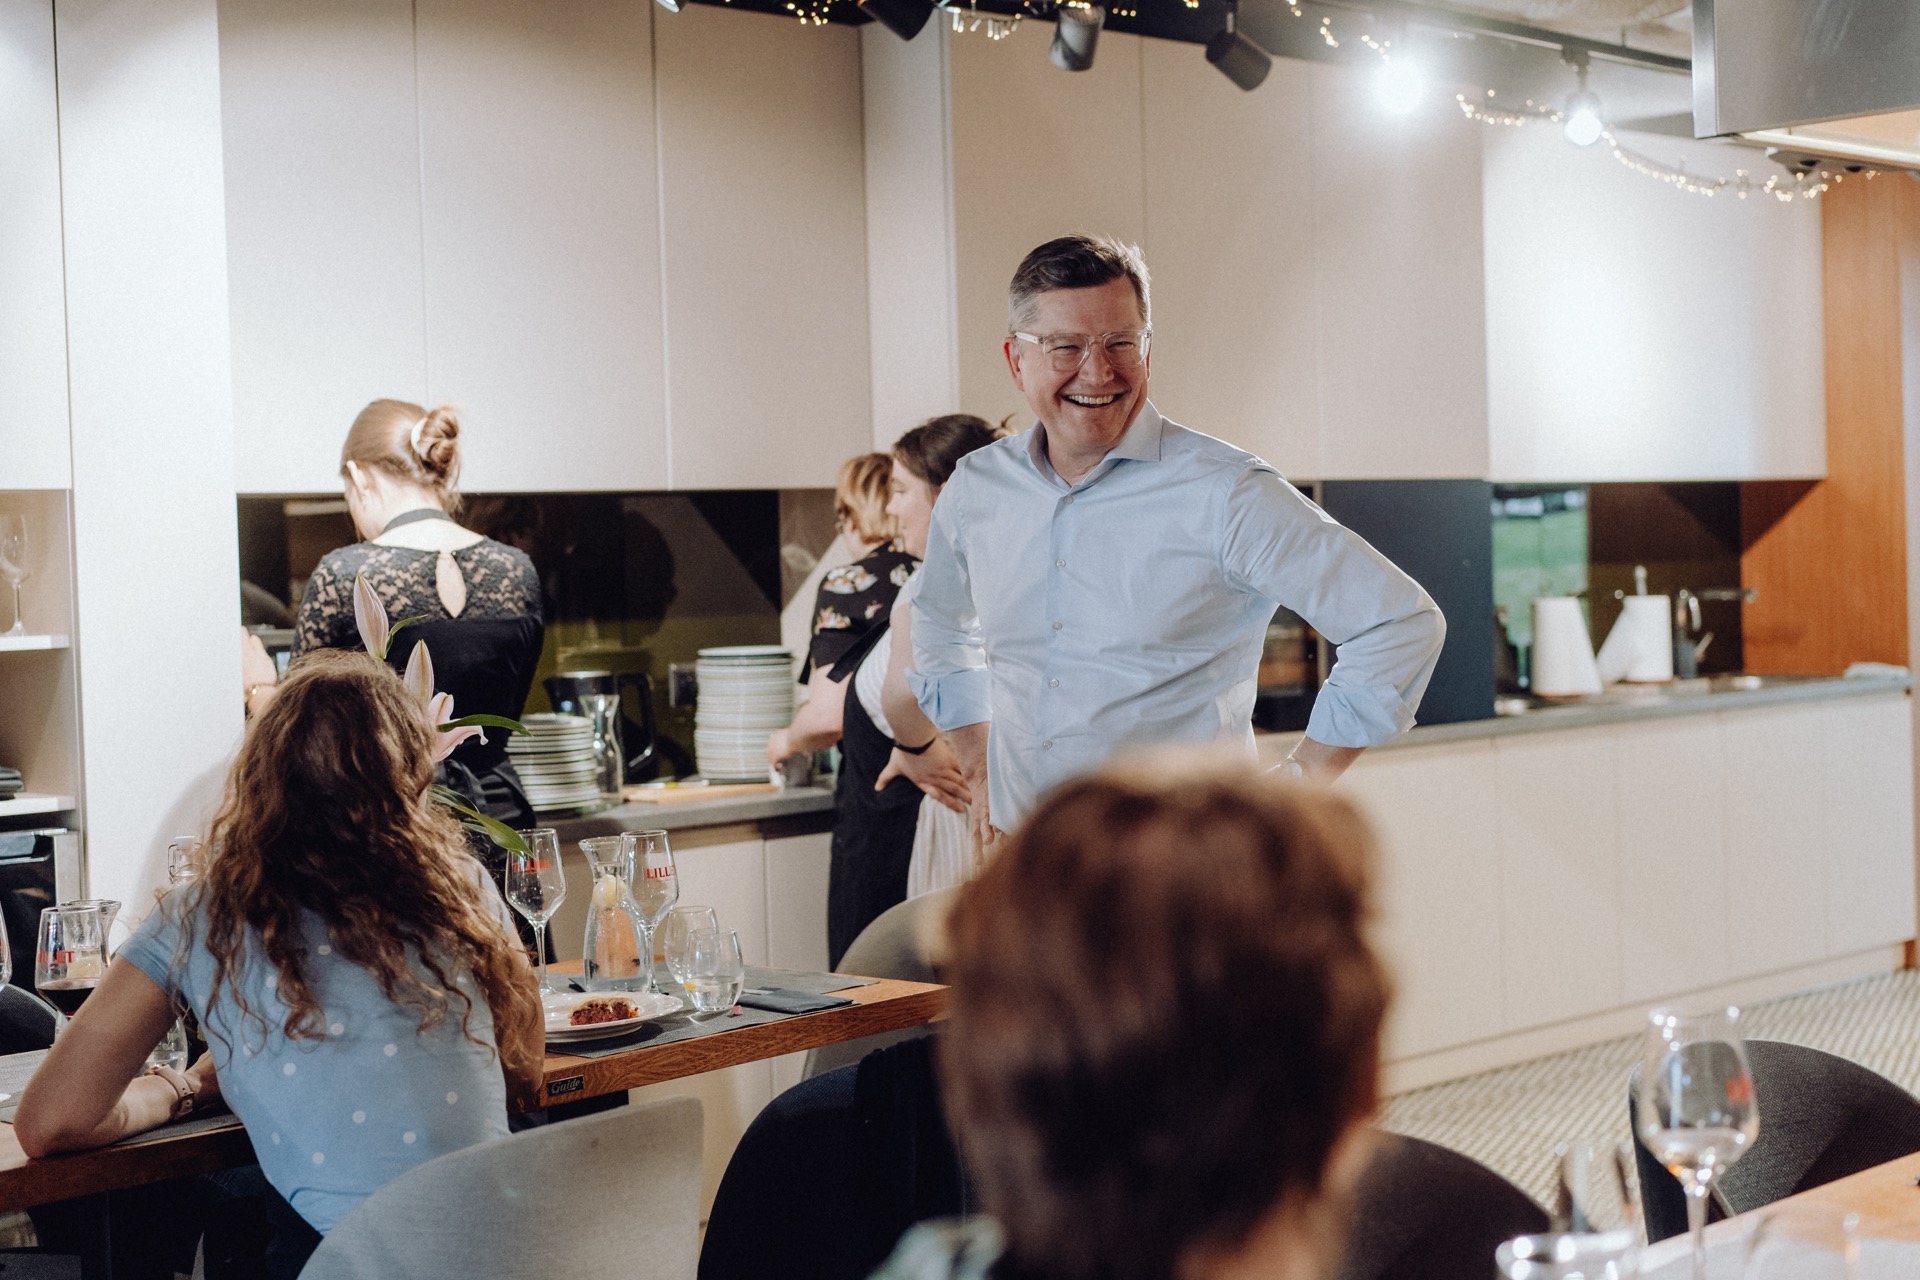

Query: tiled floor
[1377,968,1920,1208]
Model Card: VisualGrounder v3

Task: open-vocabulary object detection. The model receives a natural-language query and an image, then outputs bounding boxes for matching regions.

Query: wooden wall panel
[1742,178,1914,673]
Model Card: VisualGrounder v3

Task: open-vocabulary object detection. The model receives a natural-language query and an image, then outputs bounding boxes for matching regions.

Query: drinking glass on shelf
[166,836,201,886]
[1638,1005,1760,1280]
[660,905,720,998]
[506,829,567,993]
[35,904,108,1034]
[1743,1202,1858,1280]
[687,928,745,1014]
[0,514,29,638]
[631,830,679,994]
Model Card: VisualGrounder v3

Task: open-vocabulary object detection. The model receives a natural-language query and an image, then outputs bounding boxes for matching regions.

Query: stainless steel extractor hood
[1695,0,1920,157]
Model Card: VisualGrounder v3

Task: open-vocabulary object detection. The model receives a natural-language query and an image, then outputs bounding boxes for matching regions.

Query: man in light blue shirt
[908,234,1446,838]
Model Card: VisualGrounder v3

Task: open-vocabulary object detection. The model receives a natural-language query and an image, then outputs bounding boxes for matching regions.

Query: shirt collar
[1023,400,1167,488]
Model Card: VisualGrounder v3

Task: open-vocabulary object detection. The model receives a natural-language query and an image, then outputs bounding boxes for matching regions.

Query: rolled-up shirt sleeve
[908,495,992,732]
[1219,466,1446,747]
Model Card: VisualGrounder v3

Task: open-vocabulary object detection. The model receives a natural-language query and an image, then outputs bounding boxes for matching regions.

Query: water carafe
[579,835,647,992]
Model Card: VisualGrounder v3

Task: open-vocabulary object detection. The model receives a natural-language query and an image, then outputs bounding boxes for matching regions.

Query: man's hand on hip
[945,721,999,848]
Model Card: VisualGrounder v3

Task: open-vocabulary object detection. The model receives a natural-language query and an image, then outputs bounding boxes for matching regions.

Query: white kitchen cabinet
[219,0,428,493]
[1343,738,1504,1058]
[1721,703,1832,976]
[0,0,70,490]
[1482,123,1826,482]
[416,0,668,492]
[1613,714,1733,1002]
[1494,726,1623,1029]
[1821,695,1917,954]
[765,831,833,974]
[947,25,1147,433]
[674,836,771,966]
[654,5,870,490]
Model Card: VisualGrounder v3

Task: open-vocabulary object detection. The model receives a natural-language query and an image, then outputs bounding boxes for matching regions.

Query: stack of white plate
[507,713,602,812]
[695,645,794,782]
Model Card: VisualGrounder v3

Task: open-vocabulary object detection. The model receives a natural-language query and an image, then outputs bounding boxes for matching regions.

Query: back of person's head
[197,650,536,1075]
[341,399,464,513]
[940,758,1389,1280]
[893,415,999,489]
[1007,234,1152,333]
[835,453,899,546]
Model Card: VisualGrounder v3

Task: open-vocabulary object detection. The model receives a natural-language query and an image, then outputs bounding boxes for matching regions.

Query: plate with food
[542,991,682,1043]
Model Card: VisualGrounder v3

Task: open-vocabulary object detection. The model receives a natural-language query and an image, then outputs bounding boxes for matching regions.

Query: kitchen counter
[548,783,835,848]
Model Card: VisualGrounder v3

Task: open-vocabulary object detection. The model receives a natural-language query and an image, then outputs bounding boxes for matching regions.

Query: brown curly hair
[193,649,539,1095]
[940,757,1389,1280]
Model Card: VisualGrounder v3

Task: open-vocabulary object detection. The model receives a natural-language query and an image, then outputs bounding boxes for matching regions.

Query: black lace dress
[293,537,545,833]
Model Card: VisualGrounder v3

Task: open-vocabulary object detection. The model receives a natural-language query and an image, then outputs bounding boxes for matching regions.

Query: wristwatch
[145,1063,197,1119]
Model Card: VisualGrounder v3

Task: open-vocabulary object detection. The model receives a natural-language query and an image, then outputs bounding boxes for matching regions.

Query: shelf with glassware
[0,491,82,843]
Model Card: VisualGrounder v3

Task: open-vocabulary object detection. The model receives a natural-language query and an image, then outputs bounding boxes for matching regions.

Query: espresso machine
[544,671,661,794]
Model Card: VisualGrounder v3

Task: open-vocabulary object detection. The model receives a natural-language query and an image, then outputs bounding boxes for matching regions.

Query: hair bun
[415,406,462,481]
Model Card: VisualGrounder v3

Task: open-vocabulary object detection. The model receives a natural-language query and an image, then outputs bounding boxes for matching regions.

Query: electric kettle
[543,670,660,784]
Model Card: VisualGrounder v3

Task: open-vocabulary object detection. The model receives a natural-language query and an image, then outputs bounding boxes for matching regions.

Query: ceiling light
[1206,4,1270,92]
[1374,55,1424,115]
[1051,2,1105,72]
[1563,90,1604,146]
[655,0,682,11]
[859,0,934,40]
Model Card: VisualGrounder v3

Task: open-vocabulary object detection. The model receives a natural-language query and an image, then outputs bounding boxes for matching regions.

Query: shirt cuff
[1303,679,1419,748]
[907,666,992,733]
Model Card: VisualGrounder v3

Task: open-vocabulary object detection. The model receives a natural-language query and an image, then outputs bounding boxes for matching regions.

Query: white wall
[0,0,71,490]
[57,0,243,910]
[1483,124,1827,481]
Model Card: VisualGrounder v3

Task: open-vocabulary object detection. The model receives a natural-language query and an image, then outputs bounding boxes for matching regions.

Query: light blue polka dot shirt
[121,885,514,1233]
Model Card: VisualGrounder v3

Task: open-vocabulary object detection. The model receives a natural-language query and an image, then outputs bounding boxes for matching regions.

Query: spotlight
[859,0,934,39]
[1051,2,1105,72]
[1562,90,1603,146]
[655,0,682,11]
[1374,55,1424,114]
[1206,4,1270,92]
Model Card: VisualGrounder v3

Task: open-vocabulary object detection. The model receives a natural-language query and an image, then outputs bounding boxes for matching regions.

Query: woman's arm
[768,667,849,765]
[14,960,192,1157]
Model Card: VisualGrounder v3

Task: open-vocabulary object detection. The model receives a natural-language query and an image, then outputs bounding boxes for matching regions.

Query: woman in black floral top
[252,400,545,836]
[767,454,916,765]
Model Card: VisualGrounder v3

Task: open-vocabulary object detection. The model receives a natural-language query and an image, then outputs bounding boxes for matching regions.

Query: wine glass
[0,514,28,637]
[660,905,720,999]
[1547,1139,1640,1275]
[631,830,679,994]
[687,927,745,1014]
[506,829,567,993]
[1638,1006,1760,1280]
[35,904,107,1036]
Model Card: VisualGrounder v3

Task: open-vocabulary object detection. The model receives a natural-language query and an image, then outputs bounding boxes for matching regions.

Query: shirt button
[1049,679,1060,688]
[1042,740,1053,750]
[1055,558,1066,568]
[1051,621,1063,631]
[1063,496,1075,505]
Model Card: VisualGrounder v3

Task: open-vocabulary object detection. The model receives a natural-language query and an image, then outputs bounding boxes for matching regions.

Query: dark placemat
[548,966,878,1060]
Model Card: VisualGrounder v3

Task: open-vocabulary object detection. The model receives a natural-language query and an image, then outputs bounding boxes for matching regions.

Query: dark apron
[827,629,923,969]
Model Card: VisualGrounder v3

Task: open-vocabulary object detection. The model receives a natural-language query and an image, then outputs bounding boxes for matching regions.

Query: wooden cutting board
[622,782,781,804]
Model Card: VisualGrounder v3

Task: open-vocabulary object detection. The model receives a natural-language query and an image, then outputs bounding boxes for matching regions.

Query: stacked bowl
[507,713,602,812]
[694,645,794,782]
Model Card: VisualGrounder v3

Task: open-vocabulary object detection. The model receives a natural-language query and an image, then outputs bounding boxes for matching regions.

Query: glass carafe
[580,836,647,992]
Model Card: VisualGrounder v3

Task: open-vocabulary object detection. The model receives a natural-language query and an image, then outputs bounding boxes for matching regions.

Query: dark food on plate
[569,996,639,1026]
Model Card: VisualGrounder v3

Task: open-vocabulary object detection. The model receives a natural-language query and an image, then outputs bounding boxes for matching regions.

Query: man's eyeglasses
[1012,329,1152,374]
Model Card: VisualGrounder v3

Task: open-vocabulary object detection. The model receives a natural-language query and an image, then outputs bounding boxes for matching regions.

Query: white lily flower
[402,639,436,704]
[428,690,485,763]
[353,573,389,658]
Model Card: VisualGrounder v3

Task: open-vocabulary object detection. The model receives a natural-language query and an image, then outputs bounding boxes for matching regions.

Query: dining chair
[1333,1132,1550,1280]
[0,984,58,1054]
[703,1036,967,1280]
[297,1095,702,1280]
[1629,1038,1920,1243]
[803,888,955,1080]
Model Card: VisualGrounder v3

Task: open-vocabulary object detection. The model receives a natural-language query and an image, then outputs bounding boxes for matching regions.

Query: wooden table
[0,975,946,1212]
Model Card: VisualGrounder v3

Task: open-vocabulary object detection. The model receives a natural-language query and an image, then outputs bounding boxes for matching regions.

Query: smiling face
[887,463,940,559]
[1004,276,1151,481]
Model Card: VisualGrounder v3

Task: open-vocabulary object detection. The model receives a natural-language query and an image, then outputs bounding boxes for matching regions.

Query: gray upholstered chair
[804,888,955,1080]
[1630,1039,1920,1243]
[1334,1132,1549,1280]
[298,1095,702,1280]
[0,984,58,1054]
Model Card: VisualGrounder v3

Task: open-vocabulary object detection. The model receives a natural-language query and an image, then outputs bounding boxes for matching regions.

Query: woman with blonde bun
[249,400,545,842]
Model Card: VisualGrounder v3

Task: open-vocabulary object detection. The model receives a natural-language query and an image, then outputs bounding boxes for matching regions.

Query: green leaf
[381,614,428,660]
[438,713,528,736]
[431,786,529,856]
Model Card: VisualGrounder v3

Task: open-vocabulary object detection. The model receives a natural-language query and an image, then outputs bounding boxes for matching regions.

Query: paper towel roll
[1531,597,1601,696]
[1595,595,1673,683]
